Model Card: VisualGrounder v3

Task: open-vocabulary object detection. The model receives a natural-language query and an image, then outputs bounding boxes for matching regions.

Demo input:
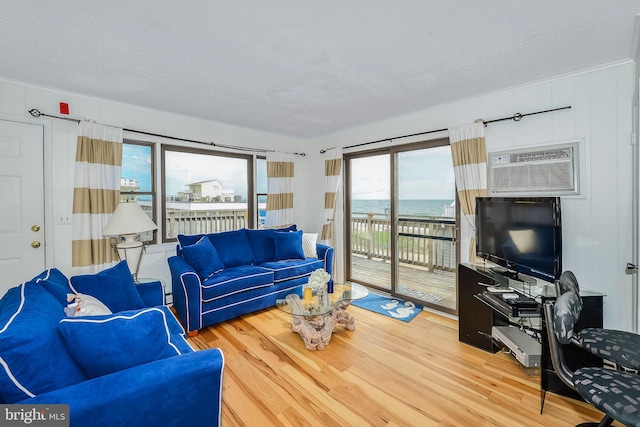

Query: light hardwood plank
[188,305,622,426]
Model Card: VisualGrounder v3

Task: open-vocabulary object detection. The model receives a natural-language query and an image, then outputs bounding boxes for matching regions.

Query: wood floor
[187,304,618,426]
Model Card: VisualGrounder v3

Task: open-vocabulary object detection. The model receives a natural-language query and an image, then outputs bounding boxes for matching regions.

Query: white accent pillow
[302,233,318,258]
[66,293,112,317]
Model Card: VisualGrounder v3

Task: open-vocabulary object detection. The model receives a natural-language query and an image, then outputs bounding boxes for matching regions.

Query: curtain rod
[319,105,571,154]
[27,108,306,157]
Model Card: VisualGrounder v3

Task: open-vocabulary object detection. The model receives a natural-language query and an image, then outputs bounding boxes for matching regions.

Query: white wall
[1,61,636,331]
[0,78,309,290]
[305,61,636,331]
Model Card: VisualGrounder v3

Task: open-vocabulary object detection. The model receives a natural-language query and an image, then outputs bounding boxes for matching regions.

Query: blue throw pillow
[57,307,187,379]
[181,236,225,279]
[246,229,277,263]
[177,233,204,248]
[0,282,87,403]
[273,230,305,261]
[208,229,256,267]
[32,268,72,307]
[245,225,300,264]
[70,261,145,313]
[274,224,297,232]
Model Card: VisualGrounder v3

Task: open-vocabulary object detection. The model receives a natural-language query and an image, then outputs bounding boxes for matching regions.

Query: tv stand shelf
[474,292,541,321]
[489,266,518,280]
[458,263,604,412]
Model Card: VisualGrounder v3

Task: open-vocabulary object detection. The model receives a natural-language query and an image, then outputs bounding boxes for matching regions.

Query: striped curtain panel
[72,120,123,274]
[265,151,295,229]
[448,122,488,263]
[320,148,342,246]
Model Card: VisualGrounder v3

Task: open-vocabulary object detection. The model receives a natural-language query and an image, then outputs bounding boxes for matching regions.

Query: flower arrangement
[305,268,332,306]
[308,268,330,290]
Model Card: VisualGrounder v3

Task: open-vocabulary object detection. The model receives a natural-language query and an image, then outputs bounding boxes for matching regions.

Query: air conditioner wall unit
[488,141,581,196]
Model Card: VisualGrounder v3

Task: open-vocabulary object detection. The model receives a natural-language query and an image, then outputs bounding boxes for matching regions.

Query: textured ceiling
[1,1,640,138]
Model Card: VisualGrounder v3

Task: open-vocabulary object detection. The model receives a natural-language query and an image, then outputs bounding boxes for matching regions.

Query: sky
[351,145,455,200]
[164,151,248,197]
[122,144,250,198]
[121,144,152,191]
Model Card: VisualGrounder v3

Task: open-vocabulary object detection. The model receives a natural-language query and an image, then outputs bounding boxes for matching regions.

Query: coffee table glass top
[276,282,369,317]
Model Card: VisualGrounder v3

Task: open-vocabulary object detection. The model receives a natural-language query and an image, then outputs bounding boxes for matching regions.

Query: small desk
[276,283,368,350]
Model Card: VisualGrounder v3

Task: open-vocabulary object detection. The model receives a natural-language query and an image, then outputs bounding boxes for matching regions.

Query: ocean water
[351,199,454,217]
[257,199,454,223]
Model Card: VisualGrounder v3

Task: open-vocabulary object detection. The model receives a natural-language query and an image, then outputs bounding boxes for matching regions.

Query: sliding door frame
[344,147,390,293]
[344,137,460,315]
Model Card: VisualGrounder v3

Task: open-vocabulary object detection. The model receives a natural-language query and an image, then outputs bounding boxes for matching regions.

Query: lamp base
[115,234,144,282]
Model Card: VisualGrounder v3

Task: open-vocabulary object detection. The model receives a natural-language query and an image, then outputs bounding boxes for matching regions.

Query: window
[121,141,262,244]
[256,156,267,229]
[121,141,156,243]
[162,146,254,242]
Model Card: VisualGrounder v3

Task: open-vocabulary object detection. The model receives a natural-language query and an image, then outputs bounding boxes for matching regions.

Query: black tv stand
[458,263,604,413]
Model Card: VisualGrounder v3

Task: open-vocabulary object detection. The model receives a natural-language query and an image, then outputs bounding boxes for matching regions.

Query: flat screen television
[475,197,562,283]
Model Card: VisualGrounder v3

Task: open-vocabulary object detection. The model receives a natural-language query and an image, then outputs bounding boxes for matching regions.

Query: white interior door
[0,120,45,295]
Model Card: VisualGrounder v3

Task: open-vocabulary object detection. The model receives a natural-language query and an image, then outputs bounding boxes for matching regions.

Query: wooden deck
[351,255,456,311]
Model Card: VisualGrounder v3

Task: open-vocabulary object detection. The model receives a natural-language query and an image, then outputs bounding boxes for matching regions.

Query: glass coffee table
[276,282,369,350]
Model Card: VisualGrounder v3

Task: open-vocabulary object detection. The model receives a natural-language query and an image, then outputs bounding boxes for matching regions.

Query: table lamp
[102,202,157,282]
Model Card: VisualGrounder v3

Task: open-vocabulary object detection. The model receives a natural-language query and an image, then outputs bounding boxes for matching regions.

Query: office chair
[555,271,640,371]
[544,291,640,427]
[556,270,580,296]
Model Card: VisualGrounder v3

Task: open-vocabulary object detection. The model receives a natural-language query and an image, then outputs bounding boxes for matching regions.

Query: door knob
[31,241,41,249]
[626,263,638,273]
[31,225,40,232]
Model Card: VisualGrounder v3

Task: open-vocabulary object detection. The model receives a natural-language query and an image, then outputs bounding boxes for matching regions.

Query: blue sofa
[0,262,224,427]
[168,227,334,334]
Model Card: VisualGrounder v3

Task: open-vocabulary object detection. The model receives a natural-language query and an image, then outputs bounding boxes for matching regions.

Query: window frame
[256,156,267,229]
[121,140,157,244]
[161,145,255,243]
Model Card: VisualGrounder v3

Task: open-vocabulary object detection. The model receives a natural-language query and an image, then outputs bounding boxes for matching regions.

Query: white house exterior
[186,179,234,202]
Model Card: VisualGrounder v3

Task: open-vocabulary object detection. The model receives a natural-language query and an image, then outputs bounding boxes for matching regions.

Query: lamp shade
[103,202,157,237]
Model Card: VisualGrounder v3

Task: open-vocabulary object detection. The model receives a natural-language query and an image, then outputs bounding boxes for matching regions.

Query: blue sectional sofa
[168,227,334,334]
[0,262,224,427]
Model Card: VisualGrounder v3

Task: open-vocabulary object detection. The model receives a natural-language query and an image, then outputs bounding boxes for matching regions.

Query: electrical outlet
[56,213,72,225]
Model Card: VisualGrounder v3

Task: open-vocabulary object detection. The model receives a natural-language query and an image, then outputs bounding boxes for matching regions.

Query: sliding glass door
[394,145,457,312]
[348,154,392,290]
[346,138,458,314]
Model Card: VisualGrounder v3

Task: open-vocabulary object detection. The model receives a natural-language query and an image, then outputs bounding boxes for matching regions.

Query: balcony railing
[166,209,247,238]
[163,207,455,272]
[351,213,456,272]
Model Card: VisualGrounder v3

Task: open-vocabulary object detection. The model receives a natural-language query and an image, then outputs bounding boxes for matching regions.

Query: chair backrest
[555,270,580,297]
[543,290,583,390]
[553,290,582,344]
